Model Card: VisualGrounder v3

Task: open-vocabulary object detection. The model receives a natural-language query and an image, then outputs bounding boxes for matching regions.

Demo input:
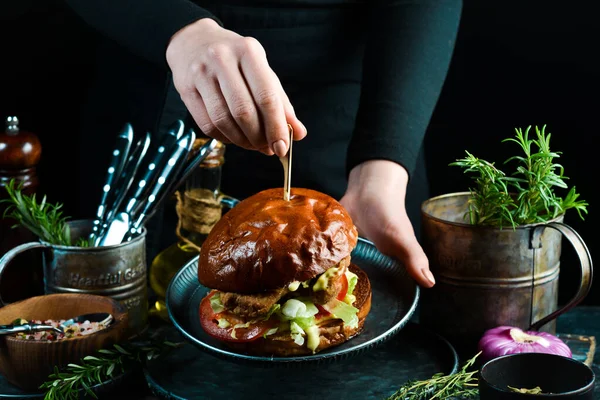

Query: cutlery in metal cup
[172,138,218,192]
[97,120,188,246]
[137,137,219,227]
[126,130,196,240]
[98,212,131,247]
[171,119,185,139]
[102,133,152,225]
[94,132,151,245]
[125,121,184,219]
[89,124,133,242]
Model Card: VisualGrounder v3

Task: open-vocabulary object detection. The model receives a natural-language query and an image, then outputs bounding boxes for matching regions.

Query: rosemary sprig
[450,151,516,228]
[385,352,480,400]
[39,339,182,400]
[0,179,90,246]
[450,125,588,228]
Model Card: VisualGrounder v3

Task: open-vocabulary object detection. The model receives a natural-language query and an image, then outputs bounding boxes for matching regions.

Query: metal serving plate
[166,237,419,366]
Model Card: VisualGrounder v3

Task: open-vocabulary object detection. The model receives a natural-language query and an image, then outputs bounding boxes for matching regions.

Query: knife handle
[90,124,133,239]
[127,130,195,238]
[173,137,218,191]
[123,122,182,216]
[104,132,152,224]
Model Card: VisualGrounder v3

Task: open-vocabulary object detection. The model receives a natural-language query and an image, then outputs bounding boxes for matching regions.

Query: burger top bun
[198,188,358,294]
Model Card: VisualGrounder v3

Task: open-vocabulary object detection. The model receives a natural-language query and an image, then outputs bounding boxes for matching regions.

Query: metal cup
[0,219,148,336]
[419,192,594,351]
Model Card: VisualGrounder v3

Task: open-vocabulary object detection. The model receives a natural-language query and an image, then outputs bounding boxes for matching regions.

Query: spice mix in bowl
[0,293,128,391]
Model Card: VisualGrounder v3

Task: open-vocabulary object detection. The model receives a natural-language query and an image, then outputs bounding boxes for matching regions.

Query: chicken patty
[219,256,352,318]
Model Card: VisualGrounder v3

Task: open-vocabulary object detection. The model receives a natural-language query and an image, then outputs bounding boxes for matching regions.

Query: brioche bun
[198,188,359,294]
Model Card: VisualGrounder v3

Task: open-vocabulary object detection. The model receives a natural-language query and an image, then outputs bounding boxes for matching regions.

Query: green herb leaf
[450,125,588,228]
[40,338,183,400]
[113,344,131,355]
[0,179,92,247]
[385,352,481,399]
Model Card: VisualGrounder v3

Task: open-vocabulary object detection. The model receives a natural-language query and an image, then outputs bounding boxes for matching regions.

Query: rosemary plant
[0,179,90,246]
[450,125,588,228]
[385,352,480,399]
[40,339,181,400]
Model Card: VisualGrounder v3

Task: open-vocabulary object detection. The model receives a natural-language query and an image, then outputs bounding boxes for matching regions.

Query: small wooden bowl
[0,293,129,391]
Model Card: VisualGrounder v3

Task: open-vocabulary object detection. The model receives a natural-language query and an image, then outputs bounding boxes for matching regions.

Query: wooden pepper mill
[0,116,44,304]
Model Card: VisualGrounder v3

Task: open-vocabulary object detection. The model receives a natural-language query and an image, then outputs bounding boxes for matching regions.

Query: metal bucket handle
[0,242,48,307]
[528,221,594,331]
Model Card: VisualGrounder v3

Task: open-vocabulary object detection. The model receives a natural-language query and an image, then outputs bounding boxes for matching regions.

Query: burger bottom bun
[224,263,372,357]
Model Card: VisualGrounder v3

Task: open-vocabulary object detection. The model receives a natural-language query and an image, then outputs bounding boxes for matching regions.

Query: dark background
[1,1,597,305]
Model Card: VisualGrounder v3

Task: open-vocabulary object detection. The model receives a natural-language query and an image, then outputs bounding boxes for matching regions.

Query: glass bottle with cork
[148,137,237,321]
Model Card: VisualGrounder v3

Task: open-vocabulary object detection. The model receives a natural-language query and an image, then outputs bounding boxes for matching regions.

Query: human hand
[339,160,435,288]
[166,18,306,156]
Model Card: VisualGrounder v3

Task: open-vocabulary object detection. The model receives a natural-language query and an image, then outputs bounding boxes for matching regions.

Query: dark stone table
[555,306,599,397]
[138,305,599,400]
[2,306,596,399]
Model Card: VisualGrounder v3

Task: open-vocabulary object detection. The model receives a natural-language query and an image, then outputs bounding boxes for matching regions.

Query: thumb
[377,223,435,289]
[280,89,306,142]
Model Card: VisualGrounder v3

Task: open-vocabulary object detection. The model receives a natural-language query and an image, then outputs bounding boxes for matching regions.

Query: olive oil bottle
[148,138,233,321]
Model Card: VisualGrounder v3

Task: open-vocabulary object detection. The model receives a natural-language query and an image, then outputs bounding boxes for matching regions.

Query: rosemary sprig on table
[40,339,182,400]
[385,352,480,400]
[0,179,90,246]
[450,125,588,228]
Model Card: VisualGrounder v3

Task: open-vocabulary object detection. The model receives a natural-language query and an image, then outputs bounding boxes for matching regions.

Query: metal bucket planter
[419,192,593,349]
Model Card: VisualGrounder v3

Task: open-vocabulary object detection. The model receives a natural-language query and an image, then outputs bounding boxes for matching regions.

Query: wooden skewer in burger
[197,126,372,356]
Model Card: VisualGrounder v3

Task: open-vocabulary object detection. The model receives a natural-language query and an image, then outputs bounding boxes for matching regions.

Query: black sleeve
[64,0,221,68]
[346,0,462,178]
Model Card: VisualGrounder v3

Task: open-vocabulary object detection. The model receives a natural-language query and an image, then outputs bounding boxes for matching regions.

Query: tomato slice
[336,273,349,301]
[199,291,278,342]
[315,304,331,319]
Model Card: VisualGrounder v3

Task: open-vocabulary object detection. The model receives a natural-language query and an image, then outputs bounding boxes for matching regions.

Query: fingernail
[300,122,307,137]
[422,269,436,286]
[273,139,287,157]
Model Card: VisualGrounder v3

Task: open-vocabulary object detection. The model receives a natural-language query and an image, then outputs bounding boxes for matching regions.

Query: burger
[197,187,372,356]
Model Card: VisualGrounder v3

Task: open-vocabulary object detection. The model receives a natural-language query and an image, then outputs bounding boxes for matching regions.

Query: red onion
[478,326,572,363]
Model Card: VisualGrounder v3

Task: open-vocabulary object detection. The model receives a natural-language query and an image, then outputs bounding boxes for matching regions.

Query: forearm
[64,0,220,67]
[347,0,462,179]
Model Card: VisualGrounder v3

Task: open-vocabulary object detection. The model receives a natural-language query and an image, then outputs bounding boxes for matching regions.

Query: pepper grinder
[0,116,42,192]
[0,116,43,304]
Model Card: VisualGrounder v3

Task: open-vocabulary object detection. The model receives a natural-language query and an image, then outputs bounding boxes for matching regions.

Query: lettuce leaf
[324,299,359,328]
[209,293,225,313]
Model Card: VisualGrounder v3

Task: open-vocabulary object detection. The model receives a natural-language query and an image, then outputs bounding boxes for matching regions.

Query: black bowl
[479,353,595,399]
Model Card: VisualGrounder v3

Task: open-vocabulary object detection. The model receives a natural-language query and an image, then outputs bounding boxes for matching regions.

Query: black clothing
[62,0,461,254]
